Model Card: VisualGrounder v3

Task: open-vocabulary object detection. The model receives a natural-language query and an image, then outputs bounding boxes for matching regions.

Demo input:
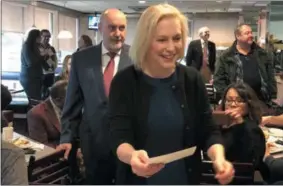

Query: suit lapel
[197,40,203,63]
[118,44,131,71]
[44,99,60,132]
[88,43,105,98]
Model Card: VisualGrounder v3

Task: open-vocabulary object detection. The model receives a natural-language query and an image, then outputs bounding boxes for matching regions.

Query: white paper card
[148,146,197,164]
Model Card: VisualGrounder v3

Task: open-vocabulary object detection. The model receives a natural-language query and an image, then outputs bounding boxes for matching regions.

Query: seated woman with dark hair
[219,82,266,167]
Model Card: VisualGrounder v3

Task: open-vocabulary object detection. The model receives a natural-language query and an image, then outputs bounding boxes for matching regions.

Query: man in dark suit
[57,8,132,185]
[185,26,216,83]
[27,80,68,148]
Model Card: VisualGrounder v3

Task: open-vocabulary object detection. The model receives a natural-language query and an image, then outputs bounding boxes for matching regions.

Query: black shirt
[239,52,262,99]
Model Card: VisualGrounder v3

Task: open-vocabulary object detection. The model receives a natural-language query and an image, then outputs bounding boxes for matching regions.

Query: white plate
[12,137,32,149]
[269,128,283,137]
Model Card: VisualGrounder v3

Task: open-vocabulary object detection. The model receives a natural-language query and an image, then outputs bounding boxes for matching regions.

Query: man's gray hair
[198,26,210,36]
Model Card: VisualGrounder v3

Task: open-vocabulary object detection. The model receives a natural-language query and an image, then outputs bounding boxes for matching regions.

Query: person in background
[57,8,132,184]
[1,84,12,110]
[186,26,216,83]
[1,141,28,185]
[27,80,68,148]
[20,29,43,100]
[213,24,277,111]
[1,84,12,129]
[109,4,234,185]
[39,29,58,99]
[77,35,93,52]
[261,114,283,127]
[55,55,72,82]
[219,83,265,168]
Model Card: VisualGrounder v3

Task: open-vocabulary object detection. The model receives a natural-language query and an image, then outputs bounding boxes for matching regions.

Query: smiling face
[145,17,183,73]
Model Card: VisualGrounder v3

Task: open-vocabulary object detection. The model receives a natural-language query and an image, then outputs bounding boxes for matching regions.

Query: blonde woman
[109,3,234,185]
[56,55,72,82]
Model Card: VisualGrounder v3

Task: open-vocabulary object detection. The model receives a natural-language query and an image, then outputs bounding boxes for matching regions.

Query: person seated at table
[1,84,12,110]
[219,82,266,167]
[1,140,28,185]
[1,84,12,129]
[27,80,68,148]
[261,114,283,128]
[55,55,72,82]
[263,142,283,184]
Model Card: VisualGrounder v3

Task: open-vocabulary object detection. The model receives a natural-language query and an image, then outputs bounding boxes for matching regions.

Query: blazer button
[171,85,176,89]
[188,168,192,172]
[186,126,190,130]
[180,104,184,108]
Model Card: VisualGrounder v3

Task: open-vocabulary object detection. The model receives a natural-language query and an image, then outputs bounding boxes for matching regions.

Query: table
[13,132,56,163]
[265,127,283,159]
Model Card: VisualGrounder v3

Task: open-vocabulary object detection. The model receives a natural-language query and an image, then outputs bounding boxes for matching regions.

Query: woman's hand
[225,108,244,125]
[130,150,164,178]
[213,158,235,185]
[261,116,272,126]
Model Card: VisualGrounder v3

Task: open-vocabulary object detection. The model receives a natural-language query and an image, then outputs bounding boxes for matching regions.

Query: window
[1,32,24,72]
[58,14,78,64]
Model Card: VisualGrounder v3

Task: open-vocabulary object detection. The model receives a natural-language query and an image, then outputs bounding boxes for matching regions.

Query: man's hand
[56,143,72,159]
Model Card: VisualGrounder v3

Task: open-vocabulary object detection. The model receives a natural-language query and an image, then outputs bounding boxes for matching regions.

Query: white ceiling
[43,0,270,13]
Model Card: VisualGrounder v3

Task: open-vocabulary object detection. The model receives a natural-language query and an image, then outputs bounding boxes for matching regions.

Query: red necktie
[104,52,116,97]
[203,42,208,67]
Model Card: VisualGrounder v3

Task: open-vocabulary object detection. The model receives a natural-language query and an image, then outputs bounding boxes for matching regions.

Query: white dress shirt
[101,43,121,76]
[49,97,61,125]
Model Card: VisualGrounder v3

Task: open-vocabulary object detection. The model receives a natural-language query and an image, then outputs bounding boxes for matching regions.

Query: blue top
[143,71,188,185]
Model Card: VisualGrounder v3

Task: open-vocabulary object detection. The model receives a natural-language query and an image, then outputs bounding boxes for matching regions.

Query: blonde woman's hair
[61,55,72,80]
[129,3,188,69]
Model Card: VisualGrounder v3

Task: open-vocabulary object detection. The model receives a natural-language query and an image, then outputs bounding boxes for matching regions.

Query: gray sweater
[1,141,28,185]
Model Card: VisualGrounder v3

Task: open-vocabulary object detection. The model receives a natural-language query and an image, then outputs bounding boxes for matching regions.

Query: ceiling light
[216,1,222,3]
[58,30,73,39]
[139,0,146,4]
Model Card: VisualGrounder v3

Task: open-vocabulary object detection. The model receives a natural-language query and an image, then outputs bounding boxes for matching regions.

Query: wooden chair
[200,160,255,185]
[28,150,70,185]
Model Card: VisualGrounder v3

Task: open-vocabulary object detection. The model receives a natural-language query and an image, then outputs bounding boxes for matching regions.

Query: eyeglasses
[225,99,245,105]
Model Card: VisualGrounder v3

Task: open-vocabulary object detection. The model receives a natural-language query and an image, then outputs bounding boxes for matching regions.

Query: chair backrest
[28,150,70,185]
[28,99,42,108]
[205,83,218,109]
[201,160,255,185]
[2,110,14,123]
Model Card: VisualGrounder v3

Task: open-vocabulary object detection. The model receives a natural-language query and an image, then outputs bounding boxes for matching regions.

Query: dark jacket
[1,84,12,110]
[186,39,216,73]
[27,99,61,148]
[265,156,283,183]
[214,41,277,101]
[60,43,132,155]
[221,118,266,168]
[109,64,223,184]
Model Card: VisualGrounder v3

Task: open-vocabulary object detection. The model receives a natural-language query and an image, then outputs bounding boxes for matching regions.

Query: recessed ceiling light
[139,0,146,4]
[216,1,222,3]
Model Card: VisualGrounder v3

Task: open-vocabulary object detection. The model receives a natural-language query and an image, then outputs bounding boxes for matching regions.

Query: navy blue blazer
[60,43,132,154]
